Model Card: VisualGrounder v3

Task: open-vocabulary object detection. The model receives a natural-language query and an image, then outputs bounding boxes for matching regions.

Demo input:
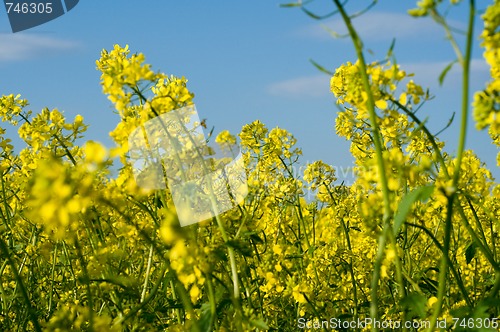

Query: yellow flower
[84,140,107,164]
[292,283,310,304]
[375,99,388,110]
[428,296,438,309]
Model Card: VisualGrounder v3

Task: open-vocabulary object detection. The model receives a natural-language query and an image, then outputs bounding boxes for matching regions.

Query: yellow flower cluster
[474,1,500,167]
[0,10,499,329]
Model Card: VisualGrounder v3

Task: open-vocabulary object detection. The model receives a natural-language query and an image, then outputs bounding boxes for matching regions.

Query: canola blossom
[0,1,499,331]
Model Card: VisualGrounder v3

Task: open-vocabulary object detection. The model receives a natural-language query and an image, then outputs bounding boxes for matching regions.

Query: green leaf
[400,293,427,318]
[320,24,349,39]
[307,245,317,255]
[301,6,322,19]
[279,0,313,8]
[309,59,333,76]
[241,231,264,244]
[198,303,214,332]
[250,318,269,330]
[225,240,253,257]
[393,185,435,235]
[386,38,396,58]
[249,233,264,244]
[465,242,476,264]
[279,2,302,8]
[438,60,457,86]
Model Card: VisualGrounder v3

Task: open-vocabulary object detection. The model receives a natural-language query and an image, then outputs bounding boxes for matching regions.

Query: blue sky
[1,1,498,182]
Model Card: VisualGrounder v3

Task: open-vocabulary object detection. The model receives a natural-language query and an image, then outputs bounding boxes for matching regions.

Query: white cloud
[267,59,489,99]
[298,12,464,42]
[267,74,331,98]
[0,33,79,61]
[401,58,490,87]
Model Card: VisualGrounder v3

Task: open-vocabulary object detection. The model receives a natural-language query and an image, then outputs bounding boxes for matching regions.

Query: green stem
[333,1,392,329]
[324,184,358,321]
[48,244,58,317]
[387,231,407,328]
[430,9,464,64]
[132,88,242,306]
[406,222,472,308]
[140,244,154,303]
[206,276,217,331]
[113,264,168,326]
[18,112,77,166]
[453,0,474,188]
[74,236,94,332]
[428,4,475,330]
[389,97,449,178]
[0,260,7,316]
[0,174,12,234]
[0,237,42,332]
[169,280,183,325]
[100,197,201,332]
[391,97,499,271]
[456,206,498,270]
[170,110,243,306]
[428,195,454,331]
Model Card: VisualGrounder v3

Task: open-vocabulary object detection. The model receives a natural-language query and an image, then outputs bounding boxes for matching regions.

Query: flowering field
[1,1,499,331]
